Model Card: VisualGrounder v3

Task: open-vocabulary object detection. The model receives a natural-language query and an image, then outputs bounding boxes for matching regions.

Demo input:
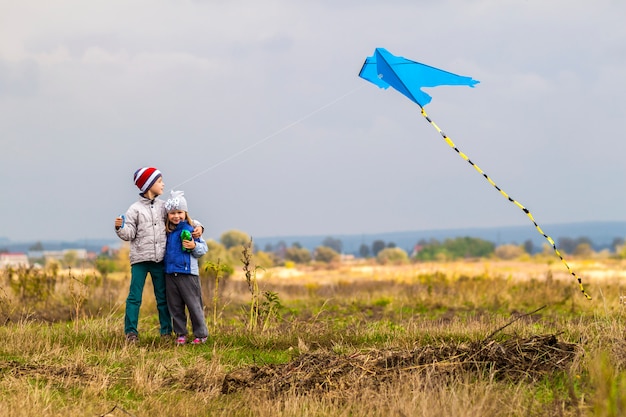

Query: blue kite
[359,47,479,107]
[359,48,590,300]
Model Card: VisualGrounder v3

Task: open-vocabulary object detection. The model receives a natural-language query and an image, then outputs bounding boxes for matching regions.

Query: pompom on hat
[134,167,162,193]
[165,190,188,213]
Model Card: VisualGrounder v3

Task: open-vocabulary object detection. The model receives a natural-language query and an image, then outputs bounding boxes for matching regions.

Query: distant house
[340,254,356,263]
[0,253,29,269]
[27,249,88,262]
[410,244,424,258]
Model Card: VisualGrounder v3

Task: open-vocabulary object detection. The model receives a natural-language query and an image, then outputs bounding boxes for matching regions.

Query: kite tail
[419,107,592,300]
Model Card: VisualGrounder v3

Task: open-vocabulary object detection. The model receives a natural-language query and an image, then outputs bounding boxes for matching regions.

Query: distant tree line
[413,237,495,261]
[251,233,626,266]
[10,231,626,279]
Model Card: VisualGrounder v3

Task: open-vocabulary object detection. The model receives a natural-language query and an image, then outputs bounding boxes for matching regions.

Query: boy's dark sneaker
[125,333,139,343]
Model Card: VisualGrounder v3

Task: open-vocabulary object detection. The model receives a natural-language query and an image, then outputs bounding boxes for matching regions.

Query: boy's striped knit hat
[134,167,162,193]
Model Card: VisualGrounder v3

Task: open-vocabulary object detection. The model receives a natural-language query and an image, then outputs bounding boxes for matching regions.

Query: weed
[589,351,626,417]
[68,269,88,324]
[259,290,283,331]
[7,266,56,306]
[240,239,282,333]
[0,286,15,325]
[205,258,230,329]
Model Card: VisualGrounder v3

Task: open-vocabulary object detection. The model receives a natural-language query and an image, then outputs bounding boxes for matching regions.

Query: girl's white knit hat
[165,190,188,212]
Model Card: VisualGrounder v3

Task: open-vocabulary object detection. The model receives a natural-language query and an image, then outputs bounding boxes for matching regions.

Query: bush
[376,247,409,265]
[313,246,339,263]
[494,244,525,260]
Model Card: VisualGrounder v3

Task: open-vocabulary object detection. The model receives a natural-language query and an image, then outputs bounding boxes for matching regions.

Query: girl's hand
[182,239,196,250]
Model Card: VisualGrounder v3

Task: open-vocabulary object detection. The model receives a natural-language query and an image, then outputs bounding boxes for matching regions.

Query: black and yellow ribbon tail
[419,106,591,300]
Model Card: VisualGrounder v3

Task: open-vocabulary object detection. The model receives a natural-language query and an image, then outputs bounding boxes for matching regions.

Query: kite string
[173,85,366,189]
[419,106,592,300]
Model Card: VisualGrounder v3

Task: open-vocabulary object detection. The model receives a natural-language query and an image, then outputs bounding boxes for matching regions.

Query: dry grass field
[1,258,625,416]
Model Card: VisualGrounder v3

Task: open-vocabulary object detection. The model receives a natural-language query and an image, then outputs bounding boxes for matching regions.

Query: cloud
[0,0,625,243]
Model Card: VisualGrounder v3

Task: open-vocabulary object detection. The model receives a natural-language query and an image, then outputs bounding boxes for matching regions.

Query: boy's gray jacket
[116,195,202,265]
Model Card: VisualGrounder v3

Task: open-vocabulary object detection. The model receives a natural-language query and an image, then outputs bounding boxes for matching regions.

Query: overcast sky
[1,0,625,243]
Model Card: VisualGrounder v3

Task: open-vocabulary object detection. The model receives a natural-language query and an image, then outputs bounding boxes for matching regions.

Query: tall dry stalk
[212,258,221,328]
[241,239,260,332]
[68,269,88,326]
[204,259,227,330]
[0,286,15,325]
[240,239,279,332]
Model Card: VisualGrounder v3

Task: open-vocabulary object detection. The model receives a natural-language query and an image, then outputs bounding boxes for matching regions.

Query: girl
[163,190,209,345]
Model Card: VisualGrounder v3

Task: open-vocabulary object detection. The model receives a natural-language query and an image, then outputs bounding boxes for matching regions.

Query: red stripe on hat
[136,168,155,188]
[143,170,161,192]
[134,167,161,192]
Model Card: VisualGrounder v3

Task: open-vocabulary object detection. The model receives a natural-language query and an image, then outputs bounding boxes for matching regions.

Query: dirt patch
[0,360,96,386]
[222,334,580,397]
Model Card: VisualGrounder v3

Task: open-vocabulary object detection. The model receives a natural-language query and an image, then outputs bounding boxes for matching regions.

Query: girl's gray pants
[165,273,209,339]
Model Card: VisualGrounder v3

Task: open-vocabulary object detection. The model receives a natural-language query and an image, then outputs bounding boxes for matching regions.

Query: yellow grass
[1,258,626,416]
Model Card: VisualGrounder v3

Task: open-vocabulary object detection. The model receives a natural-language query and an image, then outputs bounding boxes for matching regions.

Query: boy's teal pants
[124,261,172,336]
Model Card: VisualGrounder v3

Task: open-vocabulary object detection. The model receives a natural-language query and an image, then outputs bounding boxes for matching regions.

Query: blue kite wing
[358,55,387,88]
[359,48,480,107]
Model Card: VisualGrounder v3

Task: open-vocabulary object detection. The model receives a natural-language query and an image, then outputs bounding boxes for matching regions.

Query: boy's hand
[115,216,124,229]
[192,226,203,239]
